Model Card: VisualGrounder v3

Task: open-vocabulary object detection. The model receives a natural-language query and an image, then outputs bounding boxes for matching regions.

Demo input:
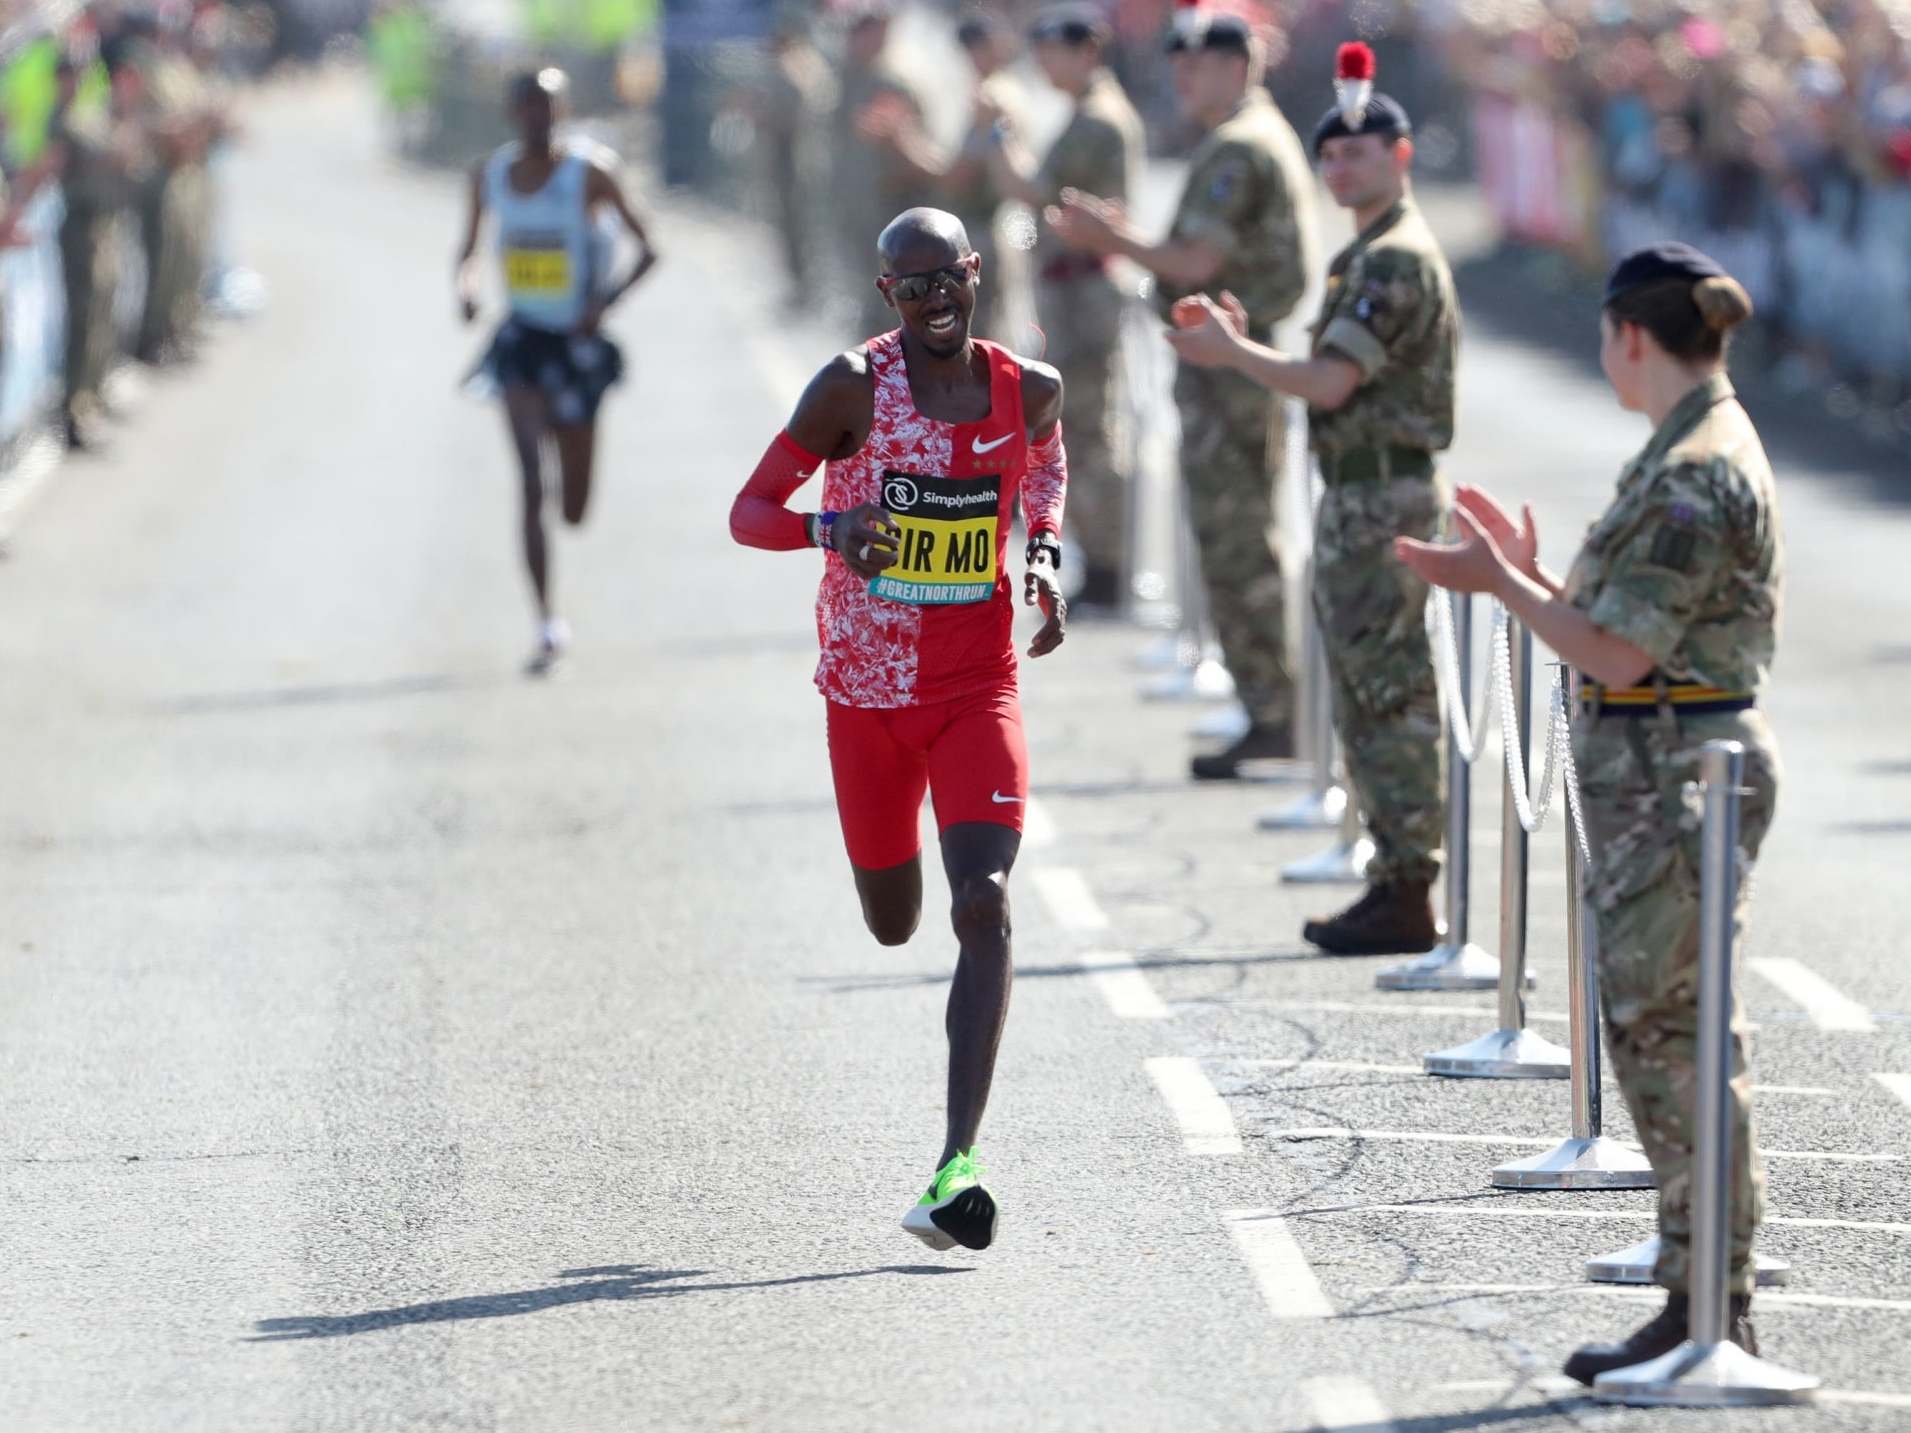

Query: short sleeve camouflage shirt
[1308,200,1459,459]
[1565,374,1783,694]
[1151,90,1315,332]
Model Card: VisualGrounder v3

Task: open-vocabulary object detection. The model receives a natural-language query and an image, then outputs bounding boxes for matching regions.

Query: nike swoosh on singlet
[991,791,1024,805]
[972,433,1014,455]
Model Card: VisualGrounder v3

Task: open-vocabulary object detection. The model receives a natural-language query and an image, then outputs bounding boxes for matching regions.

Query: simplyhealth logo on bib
[869,469,1001,606]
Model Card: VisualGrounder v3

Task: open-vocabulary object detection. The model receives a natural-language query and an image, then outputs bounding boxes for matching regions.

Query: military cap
[1164,9,1253,57]
[1604,242,1729,303]
[1030,3,1109,46]
[1312,42,1412,154]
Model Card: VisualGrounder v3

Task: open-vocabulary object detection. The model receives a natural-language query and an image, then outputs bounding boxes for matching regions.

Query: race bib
[504,245,572,297]
[868,470,1000,606]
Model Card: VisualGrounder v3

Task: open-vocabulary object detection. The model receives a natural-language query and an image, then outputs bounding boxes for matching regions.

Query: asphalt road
[2,73,1908,1432]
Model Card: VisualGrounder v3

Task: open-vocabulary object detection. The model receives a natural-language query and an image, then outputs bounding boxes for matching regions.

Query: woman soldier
[1396,243,1783,1383]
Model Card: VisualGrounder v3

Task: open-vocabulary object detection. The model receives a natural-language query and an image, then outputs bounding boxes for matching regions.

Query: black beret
[1604,242,1729,304]
[1312,92,1412,154]
[1165,12,1252,57]
[1030,3,1108,46]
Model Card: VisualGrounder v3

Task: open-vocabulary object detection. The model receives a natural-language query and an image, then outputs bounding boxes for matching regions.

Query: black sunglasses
[882,262,975,303]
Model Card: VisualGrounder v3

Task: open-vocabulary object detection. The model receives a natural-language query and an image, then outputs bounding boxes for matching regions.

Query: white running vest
[485,141,594,332]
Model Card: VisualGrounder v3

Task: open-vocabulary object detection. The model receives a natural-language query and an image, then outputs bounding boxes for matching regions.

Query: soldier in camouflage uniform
[1166,45,1453,950]
[1049,12,1315,764]
[1395,242,1782,1383]
[832,4,932,340]
[989,5,1144,605]
[759,13,835,303]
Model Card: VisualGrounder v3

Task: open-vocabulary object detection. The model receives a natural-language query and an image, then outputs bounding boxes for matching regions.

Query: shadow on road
[248,1263,969,1341]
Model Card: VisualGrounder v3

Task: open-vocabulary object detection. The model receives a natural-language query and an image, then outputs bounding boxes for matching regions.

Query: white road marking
[1755,1084,1838,1097]
[1436,1379,1911,1411]
[1207,999,1570,1024]
[1223,1210,1334,1318]
[1030,866,1109,932]
[1750,958,1877,1032]
[0,434,63,543]
[1232,1060,1827,1095]
[1306,1204,1911,1235]
[1302,1376,1398,1431]
[1146,1057,1241,1154]
[1875,1072,1911,1111]
[1021,797,1057,850]
[1407,1284,1911,1312]
[1238,1059,1427,1077]
[1256,1127,1895,1163]
[1078,950,1170,1020]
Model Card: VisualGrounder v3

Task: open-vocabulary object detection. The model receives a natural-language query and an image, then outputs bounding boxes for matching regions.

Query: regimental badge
[1647,525,1698,571]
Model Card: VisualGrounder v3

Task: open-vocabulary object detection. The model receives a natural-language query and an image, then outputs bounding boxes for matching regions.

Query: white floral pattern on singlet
[813,332,1044,710]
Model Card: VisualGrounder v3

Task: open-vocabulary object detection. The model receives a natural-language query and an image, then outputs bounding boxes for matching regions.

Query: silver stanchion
[1425,618,1569,1078]
[1595,740,1818,1407]
[1258,565,1344,831]
[1586,1234,1792,1288]
[1377,594,1502,991]
[1493,751,1654,1186]
[1279,778,1371,885]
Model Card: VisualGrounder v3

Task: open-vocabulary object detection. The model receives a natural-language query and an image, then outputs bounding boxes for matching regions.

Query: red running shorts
[825,683,1029,870]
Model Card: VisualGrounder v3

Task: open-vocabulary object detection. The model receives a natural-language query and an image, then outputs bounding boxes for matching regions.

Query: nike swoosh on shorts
[973,433,1013,455]
[991,791,1024,804]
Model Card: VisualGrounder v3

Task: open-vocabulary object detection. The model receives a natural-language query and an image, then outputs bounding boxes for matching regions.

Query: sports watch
[1026,535,1062,571]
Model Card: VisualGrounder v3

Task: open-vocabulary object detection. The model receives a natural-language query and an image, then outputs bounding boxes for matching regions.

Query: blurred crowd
[1450,0,1911,402]
[0,3,273,457]
[1455,1,1911,220]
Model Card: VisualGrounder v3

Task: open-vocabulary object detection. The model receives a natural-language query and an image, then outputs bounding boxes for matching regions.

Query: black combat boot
[1563,1293,1758,1386]
[1301,880,1437,955]
[1189,721,1295,780]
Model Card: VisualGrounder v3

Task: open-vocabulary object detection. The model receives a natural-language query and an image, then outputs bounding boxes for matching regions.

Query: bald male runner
[730,209,1068,1252]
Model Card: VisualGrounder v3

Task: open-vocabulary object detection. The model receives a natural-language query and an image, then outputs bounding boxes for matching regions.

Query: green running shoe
[901,1150,997,1251]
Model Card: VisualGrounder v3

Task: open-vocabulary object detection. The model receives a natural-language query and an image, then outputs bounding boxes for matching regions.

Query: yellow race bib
[868,470,1000,606]
[503,245,572,297]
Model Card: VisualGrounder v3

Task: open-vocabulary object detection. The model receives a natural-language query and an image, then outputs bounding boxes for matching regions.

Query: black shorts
[476,317,624,426]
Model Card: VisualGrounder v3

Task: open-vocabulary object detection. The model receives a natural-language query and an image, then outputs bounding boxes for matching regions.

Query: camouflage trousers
[1177,364,1290,726]
[1577,706,1778,1296]
[1312,472,1446,886]
[1040,275,1125,578]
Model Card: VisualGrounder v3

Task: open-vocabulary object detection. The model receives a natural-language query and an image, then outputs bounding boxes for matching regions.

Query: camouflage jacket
[1151,89,1315,332]
[832,56,929,216]
[1565,374,1783,694]
[1308,199,1458,460]
[1034,69,1143,271]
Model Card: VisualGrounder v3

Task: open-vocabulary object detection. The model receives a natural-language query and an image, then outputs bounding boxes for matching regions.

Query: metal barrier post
[1424,619,1569,1078]
[1594,741,1817,1407]
[1279,773,1371,885]
[1377,594,1501,990]
[1492,741,1654,1185]
[1257,559,1344,831]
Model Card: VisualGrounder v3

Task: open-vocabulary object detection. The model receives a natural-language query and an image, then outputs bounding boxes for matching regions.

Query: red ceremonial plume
[1334,42,1376,129]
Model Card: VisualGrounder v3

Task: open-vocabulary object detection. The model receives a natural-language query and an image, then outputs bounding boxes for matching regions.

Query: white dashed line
[1308,1204,1911,1235]
[1078,950,1170,1019]
[1021,796,1057,850]
[1256,1128,1895,1163]
[1302,1376,1398,1431]
[1207,999,1570,1024]
[1875,1073,1911,1111]
[1030,866,1109,932]
[1224,1210,1334,1318]
[1145,1057,1241,1155]
[1750,958,1877,1032]
[1406,1284,1911,1312]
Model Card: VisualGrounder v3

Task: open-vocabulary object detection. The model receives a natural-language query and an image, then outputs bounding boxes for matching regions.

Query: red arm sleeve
[1023,424,1066,539]
[729,431,826,551]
